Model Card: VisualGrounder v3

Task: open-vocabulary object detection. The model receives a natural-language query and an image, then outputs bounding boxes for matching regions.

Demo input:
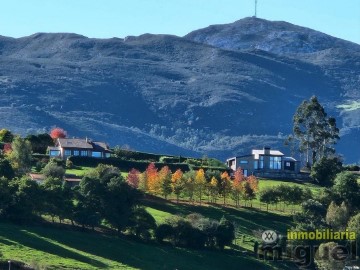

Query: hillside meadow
[0,200,298,270]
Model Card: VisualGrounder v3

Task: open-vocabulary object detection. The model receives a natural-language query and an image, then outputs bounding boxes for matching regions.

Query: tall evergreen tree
[293,96,339,166]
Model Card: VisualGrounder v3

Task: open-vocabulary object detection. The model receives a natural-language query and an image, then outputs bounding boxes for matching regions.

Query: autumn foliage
[50,127,67,139]
[3,143,12,154]
[127,168,141,188]
[127,164,259,207]
[145,163,159,194]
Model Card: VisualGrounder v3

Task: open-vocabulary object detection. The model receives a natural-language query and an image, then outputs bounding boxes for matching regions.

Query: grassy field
[0,179,302,270]
[4,169,317,269]
[0,206,296,270]
[258,178,322,195]
[144,197,293,250]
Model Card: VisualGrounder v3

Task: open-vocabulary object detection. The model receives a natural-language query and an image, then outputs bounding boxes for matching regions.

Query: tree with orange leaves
[171,168,184,203]
[158,166,172,199]
[247,175,259,193]
[243,175,259,207]
[50,127,67,139]
[146,163,159,194]
[232,168,245,207]
[220,171,232,205]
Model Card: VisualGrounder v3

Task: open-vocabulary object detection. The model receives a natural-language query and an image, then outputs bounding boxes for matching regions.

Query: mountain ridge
[0,17,359,162]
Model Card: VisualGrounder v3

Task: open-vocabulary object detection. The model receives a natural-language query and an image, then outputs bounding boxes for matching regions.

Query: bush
[42,159,65,179]
[128,208,157,240]
[343,164,360,171]
[216,216,235,250]
[0,158,15,179]
[173,219,206,249]
[66,159,74,169]
[155,224,175,243]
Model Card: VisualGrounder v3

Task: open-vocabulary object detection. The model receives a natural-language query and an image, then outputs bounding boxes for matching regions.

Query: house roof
[252,149,284,159]
[56,138,110,151]
[92,141,110,152]
[57,138,94,149]
[226,154,253,161]
[283,157,298,162]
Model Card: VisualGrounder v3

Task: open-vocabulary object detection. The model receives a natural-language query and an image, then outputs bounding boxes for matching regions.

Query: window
[50,150,60,157]
[64,150,71,156]
[240,160,248,164]
[254,161,258,170]
[105,153,111,158]
[243,169,248,177]
[91,151,102,158]
[73,150,80,156]
[259,156,264,169]
[81,150,88,156]
[286,162,291,167]
[270,156,282,170]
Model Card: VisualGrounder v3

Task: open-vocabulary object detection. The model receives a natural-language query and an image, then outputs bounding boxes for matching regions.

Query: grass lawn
[65,166,92,177]
[144,197,293,250]
[65,166,128,179]
[258,179,323,196]
[0,219,295,270]
[161,178,323,214]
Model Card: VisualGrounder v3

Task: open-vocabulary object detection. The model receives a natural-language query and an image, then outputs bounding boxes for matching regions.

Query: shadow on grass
[0,222,281,270]
[143,198,293,234]
[0,223,107,269]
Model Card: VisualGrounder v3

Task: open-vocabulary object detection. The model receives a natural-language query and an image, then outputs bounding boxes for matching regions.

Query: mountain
[0,17,359,163]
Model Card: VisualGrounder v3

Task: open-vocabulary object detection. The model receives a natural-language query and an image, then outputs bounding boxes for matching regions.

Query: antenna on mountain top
[254,0,258,18]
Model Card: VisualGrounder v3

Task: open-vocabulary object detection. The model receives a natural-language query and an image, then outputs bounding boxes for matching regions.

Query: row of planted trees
[259,184,313,212]
[126,163,259,207]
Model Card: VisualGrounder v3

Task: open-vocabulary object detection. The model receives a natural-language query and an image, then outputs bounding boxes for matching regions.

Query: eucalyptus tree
[293,96,339,166]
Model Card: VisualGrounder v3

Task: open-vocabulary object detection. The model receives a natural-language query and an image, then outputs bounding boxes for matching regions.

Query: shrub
[127,208,157,240]
[42,159,65,179]
[216,216,235,250]
[155,224,175,243]
[66,159,74,169]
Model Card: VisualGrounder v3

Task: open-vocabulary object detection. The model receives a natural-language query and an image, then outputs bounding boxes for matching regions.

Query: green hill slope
[0,221,283,270]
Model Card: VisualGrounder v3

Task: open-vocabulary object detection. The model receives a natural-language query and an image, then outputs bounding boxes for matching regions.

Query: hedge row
[191,166,230,173]
[68,156,191,172]
[114,149,189,163]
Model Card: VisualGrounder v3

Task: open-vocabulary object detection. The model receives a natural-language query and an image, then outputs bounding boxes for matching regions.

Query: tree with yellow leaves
[194,169,206,205]
[171,169,184,203]
[220,171,232,205]
[158,166,172,199]
[208,176,219,203]
[183,170,196,202]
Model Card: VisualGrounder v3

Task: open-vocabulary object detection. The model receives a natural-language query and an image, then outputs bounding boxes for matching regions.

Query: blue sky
[1,0,359,44]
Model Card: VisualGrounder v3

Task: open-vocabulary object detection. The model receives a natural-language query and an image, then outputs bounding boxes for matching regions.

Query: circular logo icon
[262,230,277,244]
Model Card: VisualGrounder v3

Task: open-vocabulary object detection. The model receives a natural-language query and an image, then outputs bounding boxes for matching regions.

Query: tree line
[126,164,259,207]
